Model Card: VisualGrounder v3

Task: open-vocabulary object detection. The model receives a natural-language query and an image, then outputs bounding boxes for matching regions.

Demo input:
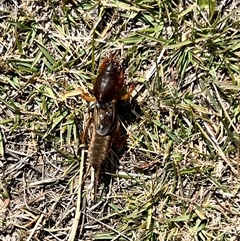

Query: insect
[82,54,134,201]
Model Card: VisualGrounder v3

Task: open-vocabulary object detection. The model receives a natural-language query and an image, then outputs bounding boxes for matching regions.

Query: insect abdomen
[87,130,112,169]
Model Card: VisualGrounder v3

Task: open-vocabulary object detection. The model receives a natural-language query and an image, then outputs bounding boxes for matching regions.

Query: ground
[0,0,240,240]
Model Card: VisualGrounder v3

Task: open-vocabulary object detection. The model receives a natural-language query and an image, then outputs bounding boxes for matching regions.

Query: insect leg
[81,93,96,102]
[119,83,136,100]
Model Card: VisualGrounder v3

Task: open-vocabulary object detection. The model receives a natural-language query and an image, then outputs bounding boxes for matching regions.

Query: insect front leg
[119,83,136,101]
[81,93,96,102]
[62,86,96,102]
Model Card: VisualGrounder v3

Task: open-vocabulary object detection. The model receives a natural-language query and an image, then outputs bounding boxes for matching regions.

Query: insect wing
[93,101,116,136]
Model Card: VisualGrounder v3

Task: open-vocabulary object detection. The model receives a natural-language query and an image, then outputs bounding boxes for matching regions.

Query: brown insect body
[86,56,125,200]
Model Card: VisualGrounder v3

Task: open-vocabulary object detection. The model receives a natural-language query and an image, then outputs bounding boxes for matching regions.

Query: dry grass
[0,0,240,240]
